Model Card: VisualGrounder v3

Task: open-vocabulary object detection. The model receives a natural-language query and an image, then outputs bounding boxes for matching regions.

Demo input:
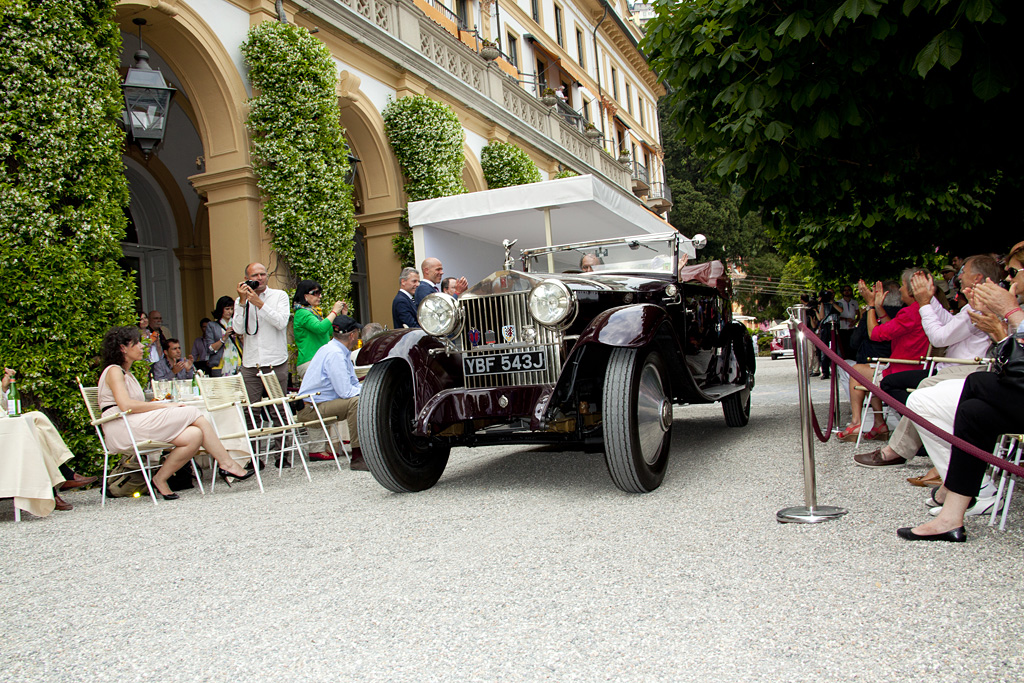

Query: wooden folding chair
[196,375,306,492]
[77,377,204,506]
[258,371,345,472]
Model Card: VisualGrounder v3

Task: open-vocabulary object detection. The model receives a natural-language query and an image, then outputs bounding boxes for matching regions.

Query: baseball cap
[332,314,362,334]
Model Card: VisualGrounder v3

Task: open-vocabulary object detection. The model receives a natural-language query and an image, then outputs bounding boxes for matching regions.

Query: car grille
[458,291,562,388]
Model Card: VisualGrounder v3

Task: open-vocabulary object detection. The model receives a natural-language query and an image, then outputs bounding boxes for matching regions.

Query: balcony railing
[554,99,586,133]
[630,161,649,185]
[425,0,467,30]
[647,181,672,203]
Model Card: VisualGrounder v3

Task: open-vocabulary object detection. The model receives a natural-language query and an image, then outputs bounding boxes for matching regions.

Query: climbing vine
[242,21,357,302]
[383,95,466,266]
[481,141,542,189]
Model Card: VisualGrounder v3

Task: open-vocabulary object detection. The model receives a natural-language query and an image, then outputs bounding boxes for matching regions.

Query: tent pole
[544,207,554,272]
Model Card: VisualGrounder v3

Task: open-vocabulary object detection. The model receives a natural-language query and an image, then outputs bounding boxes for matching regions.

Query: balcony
[645,181,672,215]
[629,161,649,193]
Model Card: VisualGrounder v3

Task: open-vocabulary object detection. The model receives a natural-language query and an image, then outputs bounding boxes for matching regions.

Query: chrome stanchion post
[777,305,847,524]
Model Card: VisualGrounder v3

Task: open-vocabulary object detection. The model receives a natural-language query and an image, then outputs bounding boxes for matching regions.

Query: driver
[580,253,603,272]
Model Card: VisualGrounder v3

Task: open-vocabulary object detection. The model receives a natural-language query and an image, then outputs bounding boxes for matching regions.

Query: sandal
[866,424,890,441]
[838,424,862,442]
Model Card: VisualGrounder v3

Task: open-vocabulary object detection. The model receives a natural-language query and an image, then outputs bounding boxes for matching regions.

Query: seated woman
[838,270,929,442]
[98,326,254,500]
[292,280,347,380]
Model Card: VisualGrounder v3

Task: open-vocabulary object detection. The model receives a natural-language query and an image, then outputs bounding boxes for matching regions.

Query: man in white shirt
[233,262,290,404]
[854,255,1000,469]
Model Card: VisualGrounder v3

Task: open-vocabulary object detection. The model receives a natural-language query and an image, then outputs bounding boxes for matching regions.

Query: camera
[818,289,834,304]
[244,279,260,290]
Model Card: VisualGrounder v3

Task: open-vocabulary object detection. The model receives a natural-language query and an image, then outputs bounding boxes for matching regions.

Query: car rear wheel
[602,347,672,493]
[357,360,450,492]
[722,388,751,427]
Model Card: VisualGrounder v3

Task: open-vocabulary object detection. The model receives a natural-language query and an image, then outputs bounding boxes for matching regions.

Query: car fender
[573,304,670,349]
[356,329,463,409]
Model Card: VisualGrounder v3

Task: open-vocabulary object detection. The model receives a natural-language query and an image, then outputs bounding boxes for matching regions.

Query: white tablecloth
[0,413,73,518]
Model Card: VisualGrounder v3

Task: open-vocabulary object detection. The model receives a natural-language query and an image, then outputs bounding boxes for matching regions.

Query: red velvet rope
[795,321,1024,478]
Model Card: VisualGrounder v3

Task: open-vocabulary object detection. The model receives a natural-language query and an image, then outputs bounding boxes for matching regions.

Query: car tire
[602,347,672,493]
[722,388,751,428]
[771,352,779,360]
[357,360,450,492]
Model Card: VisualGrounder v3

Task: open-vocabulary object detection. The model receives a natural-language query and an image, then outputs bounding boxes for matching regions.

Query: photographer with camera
[816,289,839,380]
[233,262,290,405]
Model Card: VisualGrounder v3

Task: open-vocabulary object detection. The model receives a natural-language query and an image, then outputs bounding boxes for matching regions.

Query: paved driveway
[2,358,1021,682]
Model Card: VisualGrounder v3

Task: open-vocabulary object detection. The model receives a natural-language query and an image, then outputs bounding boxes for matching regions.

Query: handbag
[993,333,1024,379]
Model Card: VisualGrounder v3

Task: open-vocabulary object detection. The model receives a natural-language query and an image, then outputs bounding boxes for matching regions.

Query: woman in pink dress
[97,326,254,499]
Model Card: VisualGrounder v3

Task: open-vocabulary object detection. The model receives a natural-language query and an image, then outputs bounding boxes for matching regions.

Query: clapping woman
[97,326,254,499]
[292,280,347,380]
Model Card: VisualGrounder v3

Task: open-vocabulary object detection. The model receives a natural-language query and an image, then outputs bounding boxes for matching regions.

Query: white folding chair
[197,375,307,491]
[77,377,205,506]
[989,433,1023,531]
[853,355,930,448]
[258,371,345,472]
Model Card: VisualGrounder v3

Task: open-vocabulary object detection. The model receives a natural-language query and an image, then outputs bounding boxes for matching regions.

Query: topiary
[0,0,138,472]
[554,169,579,179]
[242,21,357,304]
[481,141,542,189]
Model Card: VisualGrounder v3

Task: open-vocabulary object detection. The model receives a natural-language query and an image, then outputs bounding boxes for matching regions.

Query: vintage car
[356,231,756,494]
[768,323,795,360]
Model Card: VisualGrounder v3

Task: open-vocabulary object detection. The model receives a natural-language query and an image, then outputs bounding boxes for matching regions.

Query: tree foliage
[243,22,357,303]
[481,141,542,189]
[0,0,137,470]
[383,95,466,266]
[644,0,1021,280]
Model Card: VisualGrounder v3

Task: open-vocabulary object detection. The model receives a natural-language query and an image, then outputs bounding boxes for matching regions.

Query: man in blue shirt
[296,315,366,470]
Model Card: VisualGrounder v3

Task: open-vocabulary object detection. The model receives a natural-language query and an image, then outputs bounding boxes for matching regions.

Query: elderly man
[580,253,602,272]
[415,257,468,306]
[853,255,1001,469]
[392,267,421,329]
[151,338,195,381]
[145,310,172,363]
[297,315,366,470]
[1,368,96,514]
[233,262,290,405]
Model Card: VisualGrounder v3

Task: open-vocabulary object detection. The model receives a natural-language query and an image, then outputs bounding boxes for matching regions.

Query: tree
[0,0,137,469]
[243,22,357,303]
[644,0,1021,280]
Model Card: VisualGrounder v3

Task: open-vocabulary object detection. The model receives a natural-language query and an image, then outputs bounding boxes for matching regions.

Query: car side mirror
[691,234,707,250]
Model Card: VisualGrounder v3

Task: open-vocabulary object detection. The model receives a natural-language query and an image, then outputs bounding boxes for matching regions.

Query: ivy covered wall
[242,22,357,303]
[0,0,137,468]
[382,95,466,266]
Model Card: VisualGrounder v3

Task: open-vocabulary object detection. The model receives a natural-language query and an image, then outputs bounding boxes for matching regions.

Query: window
[531,0,540,23]
[506,33,519,68]
[639,97,645,127]
[537,58,548,91]
[456,0,468,29]
[625,82,632,114]
[554,6,564,47]
[611,66,618,100]
[575,28,585,67]
[582,100,591,122]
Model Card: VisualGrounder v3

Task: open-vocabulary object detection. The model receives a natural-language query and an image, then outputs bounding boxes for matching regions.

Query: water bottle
[192,374,200,397]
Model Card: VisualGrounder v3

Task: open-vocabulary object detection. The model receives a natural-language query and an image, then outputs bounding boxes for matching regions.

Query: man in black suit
[415,257,468,306]
[392,267,421,329]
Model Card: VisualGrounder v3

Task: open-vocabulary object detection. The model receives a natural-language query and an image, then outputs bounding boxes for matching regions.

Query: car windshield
[525,234,683,275]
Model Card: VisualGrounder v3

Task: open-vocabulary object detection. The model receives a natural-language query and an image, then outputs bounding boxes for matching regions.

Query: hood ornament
[502,238,518,271]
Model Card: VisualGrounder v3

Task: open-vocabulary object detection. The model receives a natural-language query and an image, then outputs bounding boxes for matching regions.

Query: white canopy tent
[407,174,673,285]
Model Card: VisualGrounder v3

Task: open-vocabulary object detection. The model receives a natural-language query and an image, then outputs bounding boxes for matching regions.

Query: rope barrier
[796,321,1024,478]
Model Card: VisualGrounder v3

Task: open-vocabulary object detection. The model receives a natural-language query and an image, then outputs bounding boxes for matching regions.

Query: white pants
[906,379,965,480]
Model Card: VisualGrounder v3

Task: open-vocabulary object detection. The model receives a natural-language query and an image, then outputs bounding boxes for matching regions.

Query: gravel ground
[2,358,1022,682]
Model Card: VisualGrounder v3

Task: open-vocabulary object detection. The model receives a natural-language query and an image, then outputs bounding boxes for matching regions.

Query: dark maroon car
[356,232,755,493]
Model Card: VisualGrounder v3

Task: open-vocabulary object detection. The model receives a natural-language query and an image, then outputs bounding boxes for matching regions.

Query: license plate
[463,351,546,376]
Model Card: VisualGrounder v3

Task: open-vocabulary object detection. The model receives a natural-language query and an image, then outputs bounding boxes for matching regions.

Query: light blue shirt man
[298,338,360,404]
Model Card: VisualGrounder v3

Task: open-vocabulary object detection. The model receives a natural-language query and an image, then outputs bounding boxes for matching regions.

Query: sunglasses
[308,289,322,296]
[1008,266,1021,280]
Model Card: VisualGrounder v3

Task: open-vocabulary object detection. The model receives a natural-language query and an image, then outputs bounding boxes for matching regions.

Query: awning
[408,174,676,284]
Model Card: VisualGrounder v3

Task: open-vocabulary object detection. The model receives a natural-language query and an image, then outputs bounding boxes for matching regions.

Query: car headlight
[529,280,576,328]
[418,293,462,337]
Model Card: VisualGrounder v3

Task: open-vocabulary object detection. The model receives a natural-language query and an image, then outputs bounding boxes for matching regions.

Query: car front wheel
[357,360,450,492]
[602,347,672,493]
[722,388,751,427]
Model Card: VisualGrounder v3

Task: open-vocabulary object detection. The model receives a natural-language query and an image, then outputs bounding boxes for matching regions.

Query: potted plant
[480,39,500,62]
[618,149,631,163]
[584,122,602,140]
[540,87,558,107]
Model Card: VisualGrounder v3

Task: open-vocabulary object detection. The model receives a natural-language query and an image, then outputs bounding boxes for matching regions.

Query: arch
[462,144,486,193]
[337,85,404,216]
[115,1,250,171]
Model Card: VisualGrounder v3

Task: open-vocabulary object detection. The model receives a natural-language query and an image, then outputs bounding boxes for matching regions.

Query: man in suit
[392,267,421,329]
[415,257,467,306]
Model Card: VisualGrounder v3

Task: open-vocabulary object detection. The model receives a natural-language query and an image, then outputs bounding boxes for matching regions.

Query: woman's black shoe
[219,468,256,487]
[152,486,179,501]
[896,526,966,543]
